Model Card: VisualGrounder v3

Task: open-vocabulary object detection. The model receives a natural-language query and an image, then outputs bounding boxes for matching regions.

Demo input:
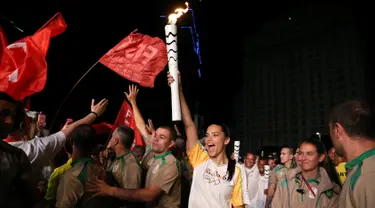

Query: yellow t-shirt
[187,142,244,208]
[45,158,73,201]
[336,162,347,185]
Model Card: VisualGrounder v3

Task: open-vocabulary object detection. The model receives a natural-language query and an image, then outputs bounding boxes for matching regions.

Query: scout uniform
[339,148,375,207]
[143,151,181,208]
[271,166,340,208]
[268,164,294,206]
[187,142,245,208]
[107,151,142,189]
[55,158,115,208]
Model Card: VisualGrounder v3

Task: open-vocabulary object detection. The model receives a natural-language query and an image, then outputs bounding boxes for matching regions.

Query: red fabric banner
[99,32,168,88]
[113,100,145,149]
[0,12,67,100]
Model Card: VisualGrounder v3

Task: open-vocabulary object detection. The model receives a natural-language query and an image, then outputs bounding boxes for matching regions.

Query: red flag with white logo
[0,12,67,100]
[99,32,168,88]
[113,100,145,149]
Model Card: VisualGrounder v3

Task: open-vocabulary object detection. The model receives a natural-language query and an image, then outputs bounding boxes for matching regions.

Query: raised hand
[145,119,155,135]
[91,99,108,117]
[167,71,181,86]
[124,84,139,104]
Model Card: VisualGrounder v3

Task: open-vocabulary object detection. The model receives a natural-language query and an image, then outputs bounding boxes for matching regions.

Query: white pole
[165,24,181,121]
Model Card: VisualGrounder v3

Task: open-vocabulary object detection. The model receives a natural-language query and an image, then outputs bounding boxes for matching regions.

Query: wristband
[90,112,98,117]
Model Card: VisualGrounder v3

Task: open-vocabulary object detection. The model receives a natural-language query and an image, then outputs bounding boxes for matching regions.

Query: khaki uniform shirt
[107,151,142,189]
[55,158,107,208]
[143,151,181,208]
[339,148,375,208]
[271,166,340,208]
[269,164,293,203]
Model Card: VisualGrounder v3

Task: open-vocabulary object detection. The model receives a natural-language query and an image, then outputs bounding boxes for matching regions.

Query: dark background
[1,0,374,141]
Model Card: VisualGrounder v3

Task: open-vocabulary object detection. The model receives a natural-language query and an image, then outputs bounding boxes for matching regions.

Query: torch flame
[168,2,189,24]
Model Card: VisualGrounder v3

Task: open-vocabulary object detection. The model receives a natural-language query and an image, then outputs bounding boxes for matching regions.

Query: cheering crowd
[0,71,374,208]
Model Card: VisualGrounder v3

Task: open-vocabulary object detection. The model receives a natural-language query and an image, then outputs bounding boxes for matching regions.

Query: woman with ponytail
[271,137,340,208]
[168,73,245,208]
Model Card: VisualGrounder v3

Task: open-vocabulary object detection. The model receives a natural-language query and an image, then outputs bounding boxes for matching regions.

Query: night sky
[1,0,372,133]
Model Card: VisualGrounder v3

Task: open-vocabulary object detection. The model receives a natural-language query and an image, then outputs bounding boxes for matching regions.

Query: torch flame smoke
[168,2,189,24]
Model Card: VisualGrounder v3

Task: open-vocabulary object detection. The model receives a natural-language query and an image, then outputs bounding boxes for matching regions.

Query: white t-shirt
[187,142,245,208]
[10,131,66,168]
[245,164,260,204]
[247,175,268,208]
[9,131,66,187]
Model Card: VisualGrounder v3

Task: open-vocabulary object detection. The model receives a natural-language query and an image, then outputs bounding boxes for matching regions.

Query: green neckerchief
[115,151,132,169]
[345,148,375,190]
[70,157,93,186]
[154,151,172,168]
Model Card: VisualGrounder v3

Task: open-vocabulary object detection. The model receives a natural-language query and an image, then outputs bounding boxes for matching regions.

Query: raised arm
[60,99,108,137]
[167,72,198,152]
[125,85,152,145]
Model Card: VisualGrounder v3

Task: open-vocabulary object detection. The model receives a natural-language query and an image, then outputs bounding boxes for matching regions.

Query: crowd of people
[0,72,374,208]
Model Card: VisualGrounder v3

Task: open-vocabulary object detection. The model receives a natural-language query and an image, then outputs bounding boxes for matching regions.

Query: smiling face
[298,142,325,172]
[205,124,230,158]
[151,127,175,154]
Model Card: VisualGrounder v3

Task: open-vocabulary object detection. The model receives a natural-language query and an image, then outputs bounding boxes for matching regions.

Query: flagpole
[36,12,60,33]
[48,60,100,132]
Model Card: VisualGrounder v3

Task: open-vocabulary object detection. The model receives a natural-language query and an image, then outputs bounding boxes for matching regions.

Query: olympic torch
[165,2,189,121]
[234,141,240,162]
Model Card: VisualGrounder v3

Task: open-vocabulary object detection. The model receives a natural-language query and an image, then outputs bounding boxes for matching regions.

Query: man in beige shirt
[106,125,142,207]
[106,125,142,189]
[87,125,181,208]
[86,82,180,208]
[265,146,295,208]
[329,100,375,208]
[56,124,112,208]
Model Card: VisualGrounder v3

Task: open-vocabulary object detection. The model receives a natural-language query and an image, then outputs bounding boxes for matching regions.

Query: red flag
[113,100,145,150]
[0,27,7,59]
[99,32,168,88]
[0,12,67,100]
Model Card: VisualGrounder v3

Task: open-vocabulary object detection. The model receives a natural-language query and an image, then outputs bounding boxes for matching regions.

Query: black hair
[329,100,375,140]
[0,92,25,132]
[158,125,177,141]
[64,141,73,154]
[0,91,16,103]
[300,135,342,188]
[214,124,236,181]
[72,124,98,156]
[116,125,135,149]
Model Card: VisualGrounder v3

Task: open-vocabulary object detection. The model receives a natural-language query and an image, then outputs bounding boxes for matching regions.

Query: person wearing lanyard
[168,72,246,208]
[271,137,340,208]
[329,100,375,207]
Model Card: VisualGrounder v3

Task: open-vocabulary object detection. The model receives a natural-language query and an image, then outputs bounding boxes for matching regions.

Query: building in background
[231,2,370,152]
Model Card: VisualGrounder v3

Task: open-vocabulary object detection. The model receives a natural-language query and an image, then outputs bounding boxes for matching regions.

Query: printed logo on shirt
[112,163,120,173]
[152,164,160,174]
[148,158,155,166]
[203,167,227,186]
[309,187,318,199]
